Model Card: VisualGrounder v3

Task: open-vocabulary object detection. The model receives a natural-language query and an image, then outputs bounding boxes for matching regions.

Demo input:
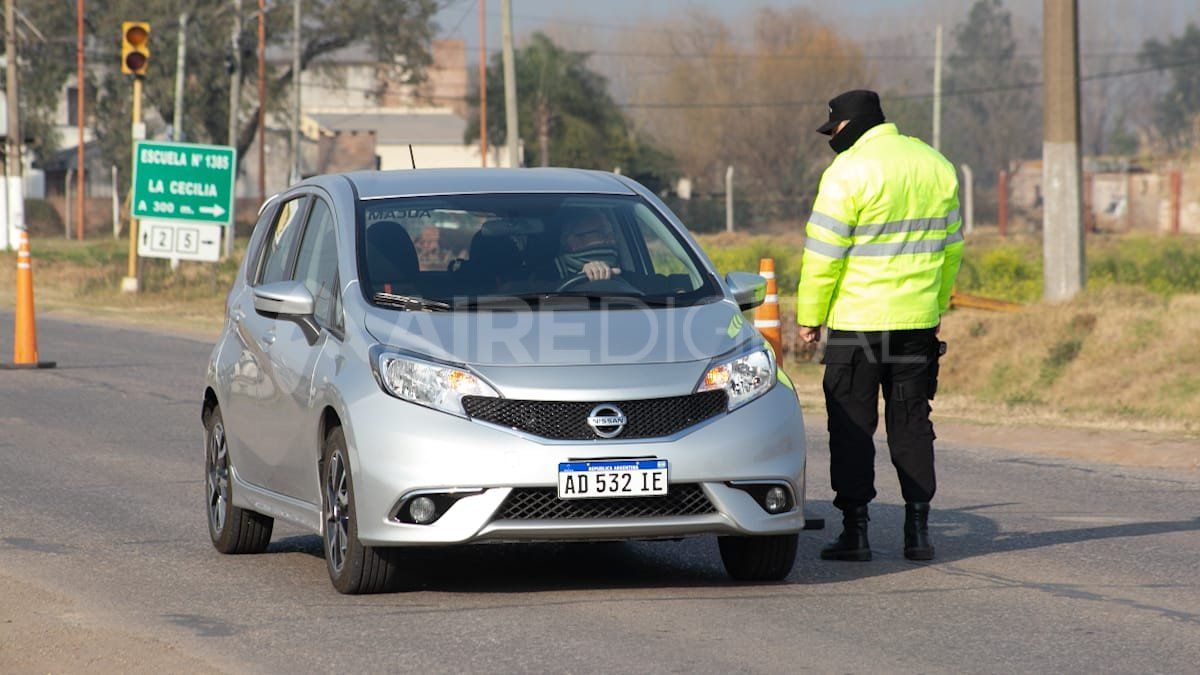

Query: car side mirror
[726,272,767,312]
[253,281,321,344]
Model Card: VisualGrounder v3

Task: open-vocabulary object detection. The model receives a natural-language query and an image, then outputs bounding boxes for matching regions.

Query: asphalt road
[2,314,1199,673]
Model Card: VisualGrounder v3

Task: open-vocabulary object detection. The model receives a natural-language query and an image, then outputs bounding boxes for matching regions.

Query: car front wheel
[718,533,798,581]
[322,426,403,594]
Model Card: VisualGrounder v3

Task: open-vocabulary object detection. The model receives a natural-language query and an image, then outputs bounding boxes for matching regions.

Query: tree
[465,31,671,186]
[626,7,868,225]
[16,0,437,182]
[942,0,1041,187]
[0,4,77,164]
[1140,22,1200,151]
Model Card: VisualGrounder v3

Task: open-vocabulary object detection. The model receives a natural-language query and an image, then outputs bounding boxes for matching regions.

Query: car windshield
[356,193,721,309]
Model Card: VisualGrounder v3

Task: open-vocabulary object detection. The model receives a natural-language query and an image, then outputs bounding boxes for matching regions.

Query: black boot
[904,502,935,560]
[820,505,871,561]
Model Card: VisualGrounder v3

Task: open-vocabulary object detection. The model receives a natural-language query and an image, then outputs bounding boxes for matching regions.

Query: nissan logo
[586,404,627,439]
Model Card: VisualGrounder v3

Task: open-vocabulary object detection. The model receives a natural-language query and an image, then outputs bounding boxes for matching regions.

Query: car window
[258,196,309,285]
[292,199,340,330]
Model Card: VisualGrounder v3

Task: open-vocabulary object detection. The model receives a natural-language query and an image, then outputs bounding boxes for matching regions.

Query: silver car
[203,168,807,594]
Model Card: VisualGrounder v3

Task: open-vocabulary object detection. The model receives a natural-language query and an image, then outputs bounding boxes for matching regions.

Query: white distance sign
[138,219,222,262]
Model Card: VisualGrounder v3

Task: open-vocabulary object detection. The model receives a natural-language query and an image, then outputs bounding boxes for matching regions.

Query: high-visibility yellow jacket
[796,123,963,331]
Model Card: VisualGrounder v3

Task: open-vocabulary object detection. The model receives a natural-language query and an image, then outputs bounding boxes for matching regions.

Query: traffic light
[121,22,150,75]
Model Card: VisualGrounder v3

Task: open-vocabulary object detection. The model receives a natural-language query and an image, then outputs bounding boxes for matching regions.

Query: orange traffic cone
[4,230,55,369]
[754,258,783,358]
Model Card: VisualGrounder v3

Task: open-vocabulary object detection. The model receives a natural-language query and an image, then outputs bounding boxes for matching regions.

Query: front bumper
[345,383,806,546]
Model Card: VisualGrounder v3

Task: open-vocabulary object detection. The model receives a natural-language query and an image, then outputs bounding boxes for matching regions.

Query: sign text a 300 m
[131,141,236,225]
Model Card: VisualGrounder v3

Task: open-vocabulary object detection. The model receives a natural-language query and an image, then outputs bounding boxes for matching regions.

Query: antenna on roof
[408,144,416,170]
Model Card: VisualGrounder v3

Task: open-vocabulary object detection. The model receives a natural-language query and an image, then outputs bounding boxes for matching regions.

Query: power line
[618,56,1200,109]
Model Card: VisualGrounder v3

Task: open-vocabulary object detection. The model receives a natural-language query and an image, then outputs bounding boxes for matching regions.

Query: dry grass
[782,286,1200,437]
[0,236,232,336]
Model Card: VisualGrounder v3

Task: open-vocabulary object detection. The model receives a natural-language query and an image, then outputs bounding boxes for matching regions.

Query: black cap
[817,89,885,135]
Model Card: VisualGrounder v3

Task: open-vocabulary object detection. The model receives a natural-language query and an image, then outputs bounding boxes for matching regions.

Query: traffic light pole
[121,76,144,293]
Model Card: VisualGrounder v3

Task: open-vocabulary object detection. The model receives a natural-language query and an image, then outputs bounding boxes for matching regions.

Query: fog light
[409,496,437,524]
[764,486,788,514]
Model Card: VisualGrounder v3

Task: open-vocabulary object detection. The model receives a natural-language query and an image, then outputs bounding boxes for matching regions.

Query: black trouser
[823,328,938,511]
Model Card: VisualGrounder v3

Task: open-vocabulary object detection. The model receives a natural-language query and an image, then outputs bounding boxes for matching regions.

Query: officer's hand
[798,326,821,344]
[581,261,619,281]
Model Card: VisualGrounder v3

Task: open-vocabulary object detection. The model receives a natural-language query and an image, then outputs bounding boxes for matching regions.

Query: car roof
[331,168,637,200]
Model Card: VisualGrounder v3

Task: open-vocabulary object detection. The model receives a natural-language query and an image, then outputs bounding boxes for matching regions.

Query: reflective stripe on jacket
[796,123,963,331]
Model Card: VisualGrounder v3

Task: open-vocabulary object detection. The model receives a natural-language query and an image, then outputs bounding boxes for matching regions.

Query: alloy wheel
[206,420,230,534]
[324,449,350,574]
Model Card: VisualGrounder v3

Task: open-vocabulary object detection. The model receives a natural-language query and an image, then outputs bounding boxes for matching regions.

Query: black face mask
[829,114,887,153]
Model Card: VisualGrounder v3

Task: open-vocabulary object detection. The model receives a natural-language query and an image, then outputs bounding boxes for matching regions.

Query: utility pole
[725,166,734,232]
[226,0,242,259]
[501,0,519,168]
[76,0,85,241]
[932,23,942,151]
[478,0,487,167]
[1042,0,1085,300]
[289,0,300,184]
[4,0,24,251]
[172,12,188,142]
[256,0,266,205]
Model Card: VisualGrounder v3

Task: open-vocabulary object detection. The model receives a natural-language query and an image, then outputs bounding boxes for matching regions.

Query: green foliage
[22,1,437,187]
[464,32,672,187]
[956,242,1043,302]
[1089,237,1200,295]
[696,236,802,292]
[0,3,76,163]
[1140,23,1200,150]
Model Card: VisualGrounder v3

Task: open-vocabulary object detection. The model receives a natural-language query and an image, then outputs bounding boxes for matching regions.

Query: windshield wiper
[454,292,681,310]
[373,292,452,312]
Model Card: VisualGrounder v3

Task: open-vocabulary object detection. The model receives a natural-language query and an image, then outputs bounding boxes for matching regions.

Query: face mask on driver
[557,245,619,277]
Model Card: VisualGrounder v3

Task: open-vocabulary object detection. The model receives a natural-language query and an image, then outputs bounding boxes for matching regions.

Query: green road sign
[131,141,236,225]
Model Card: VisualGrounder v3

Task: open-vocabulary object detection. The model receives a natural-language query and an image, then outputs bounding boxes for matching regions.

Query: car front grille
[495,484,717,520]
[461,390,727,440]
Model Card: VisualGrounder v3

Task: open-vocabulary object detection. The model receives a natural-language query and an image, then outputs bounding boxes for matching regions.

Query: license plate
[557,460,668,500]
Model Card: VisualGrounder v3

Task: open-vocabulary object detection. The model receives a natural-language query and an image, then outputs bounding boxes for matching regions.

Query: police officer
[797,90,963,562]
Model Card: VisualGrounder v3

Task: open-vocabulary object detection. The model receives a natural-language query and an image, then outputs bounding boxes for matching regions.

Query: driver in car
[554,210,621,281]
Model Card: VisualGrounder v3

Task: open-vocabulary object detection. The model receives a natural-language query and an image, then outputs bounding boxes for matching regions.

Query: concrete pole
[960,163,974,235]
[111,165,119,239]
[1042,0,1085,300]
[76,0,85,241]
[932,24,942,151]
[173,12,188,142]
[226,0,242,259]
[289,0,301,184]
[4,0,24,251]
[501,0,519,168]
[725,166,734,233]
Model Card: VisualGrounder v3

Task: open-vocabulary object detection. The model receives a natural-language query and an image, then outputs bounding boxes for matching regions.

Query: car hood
[363,299,757,368]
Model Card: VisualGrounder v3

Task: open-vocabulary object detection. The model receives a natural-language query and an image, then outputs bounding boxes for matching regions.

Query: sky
[434,0,1200,52]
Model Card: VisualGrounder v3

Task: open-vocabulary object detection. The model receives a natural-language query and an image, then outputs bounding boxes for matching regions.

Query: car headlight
[373,352,499,416]
[697,347,776,410]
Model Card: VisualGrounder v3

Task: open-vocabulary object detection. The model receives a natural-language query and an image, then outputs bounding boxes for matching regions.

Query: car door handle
[260,331,276,348]
[231,308,245,323]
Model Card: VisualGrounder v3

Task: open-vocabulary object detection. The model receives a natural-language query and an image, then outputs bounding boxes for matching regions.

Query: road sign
[138,219,222,262]
[131,141,236,225]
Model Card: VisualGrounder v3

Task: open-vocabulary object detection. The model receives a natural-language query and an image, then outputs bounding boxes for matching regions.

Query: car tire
[321,426,403,594]
[205,405,274,554]
[718,533,798,581]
